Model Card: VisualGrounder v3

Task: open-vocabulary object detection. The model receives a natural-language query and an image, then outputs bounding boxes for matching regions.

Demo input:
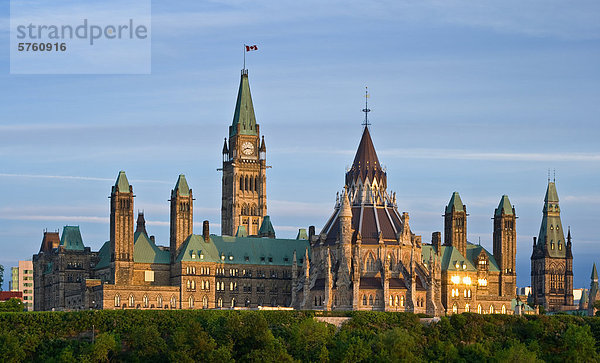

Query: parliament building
[34,69,530,315]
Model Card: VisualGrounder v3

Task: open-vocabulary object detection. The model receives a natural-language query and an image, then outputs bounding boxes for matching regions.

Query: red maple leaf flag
[245,45,258,51]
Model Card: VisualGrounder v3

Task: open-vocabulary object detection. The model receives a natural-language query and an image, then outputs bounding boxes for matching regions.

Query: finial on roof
[553,169,556,183]
[548,169,551,183]
[362,86,371,127]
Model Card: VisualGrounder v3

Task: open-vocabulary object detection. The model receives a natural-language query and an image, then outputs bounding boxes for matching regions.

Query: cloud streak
[0,173,172,184]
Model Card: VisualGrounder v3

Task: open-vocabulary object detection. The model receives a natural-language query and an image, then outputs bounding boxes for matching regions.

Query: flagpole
[243,44,246,70]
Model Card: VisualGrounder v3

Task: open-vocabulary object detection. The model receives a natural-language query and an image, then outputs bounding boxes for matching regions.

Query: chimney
[203,220,210,242]
[432,232,441,252]
[533,236,537,246]
[150,235,155,243]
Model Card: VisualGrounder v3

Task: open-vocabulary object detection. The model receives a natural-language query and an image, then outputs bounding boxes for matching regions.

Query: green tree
[0,264,4,291]
[0,298,25,312]
[560,323,598,362]
[288,318,335,362]
[372,327,423,362]
[0,332,27,362]
[494,342,541,363]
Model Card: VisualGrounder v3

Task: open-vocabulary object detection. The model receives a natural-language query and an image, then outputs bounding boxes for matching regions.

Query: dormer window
[191,251,197,259]
[244,255,250,262]
[550,225,553,230]
[229,255,234,261]
[221,254,226,261]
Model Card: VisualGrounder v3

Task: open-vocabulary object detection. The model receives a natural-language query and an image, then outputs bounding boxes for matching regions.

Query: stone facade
[530,181,575,312]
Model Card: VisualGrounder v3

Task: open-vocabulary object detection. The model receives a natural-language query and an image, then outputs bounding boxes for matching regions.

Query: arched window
[490,305,495,314]
[240,176,244,191]
[218,297,223,308]
[394,295,399,306]
[501,305,506,314]
[170,296,176,309]
[254,176,259,192]
[206,281,210,290]
[369,295,373,306]
[389,295,393,306]
[245,176,248,191]
[143,295,149,308]
[128,295,135,308]
[465,303,470,312]
[202,296,208,309]
[315,296,318,306]
[400,296,405,307]
[452,304,458,314]
[366,253,376,272]
[186,280,191,289]
[191,280,196,290]
[231,298,236,308]
[249,176,254,192]
[157,295,163,308]
[362,295,367,305]
[477,304,482,314]
[188,295,194,309]
[114,294,120,307]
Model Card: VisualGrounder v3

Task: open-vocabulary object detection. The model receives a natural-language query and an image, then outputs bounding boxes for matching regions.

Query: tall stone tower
[170,174,193,262]
[444,192,467,257]
[530,181,574,311]
[221,69,267,236]
[110,171,134,285]
[493,195,517,297]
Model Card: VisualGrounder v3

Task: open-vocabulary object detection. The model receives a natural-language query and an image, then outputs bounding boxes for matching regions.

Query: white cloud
[0,173,172,184]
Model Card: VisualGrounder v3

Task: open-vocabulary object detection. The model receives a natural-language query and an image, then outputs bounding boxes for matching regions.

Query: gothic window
[218,297,223,308]
[251,204,257,216]
[128,294,135,308]
[394,295,399,306]
[369,295,373,306]
[188,296,194,309]
[400,296,405,307]
[114,294,120,307]
[254,176,259,192]
[452,304,458,314]
[231,298,236,308]
[170,296,176,309]
[465,304,470,312]
[250,176,254,192]
[501,305,506,314]
[362,295,367,305]
[245,176,248,191]
[489,305,495,314]
[157,295,163,308]
[203,296,208,309]
[240,176,244,191]
[477,304,482,314]
[389,295,393,306]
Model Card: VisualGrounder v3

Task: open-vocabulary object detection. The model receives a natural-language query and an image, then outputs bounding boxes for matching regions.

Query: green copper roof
[95,241,110,270]
[60,226,85,251]
[422,242,499,272]
[445,192,464,213]
[133,232,170,264]
[545,182,559,203]
[592,263,598,281]
[258,216,275,237]
[495,195,514,216]
[114,171,130,193]
[173,174,190,197]
[236,226,248,237]
[230,71,258,138]
[537,182,566,258]
[296,228,308,240]
[176,234,309,266]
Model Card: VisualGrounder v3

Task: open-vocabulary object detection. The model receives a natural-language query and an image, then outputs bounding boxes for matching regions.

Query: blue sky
[1,0,599,290]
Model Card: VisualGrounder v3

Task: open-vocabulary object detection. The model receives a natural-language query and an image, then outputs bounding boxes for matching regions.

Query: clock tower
[221,69,268,236]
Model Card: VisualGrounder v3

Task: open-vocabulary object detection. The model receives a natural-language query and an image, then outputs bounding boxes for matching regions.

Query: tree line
[0,308,598,362]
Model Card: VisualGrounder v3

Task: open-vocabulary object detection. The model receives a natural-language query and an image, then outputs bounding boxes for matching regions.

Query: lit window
[452,304,458,314]
[501,305,506,314]
[478,278,487,287]
[114,294,120,307]
[221,254,226,261]
[171,296,176,308]
[157,295,163,308]
[189,296,194,309]
[477,304,482,314]
[451,275,460,284]
[490,305,495,314]
[465,303,470,312]
[389,296,393,306]
[229,255,234,261]
[143,295,149,308]
[129,295,135,308]
[463,276,472,285]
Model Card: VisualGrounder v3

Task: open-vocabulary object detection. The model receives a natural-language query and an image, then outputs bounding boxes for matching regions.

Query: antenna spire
[553,169,556,183]
[362,86,371,127]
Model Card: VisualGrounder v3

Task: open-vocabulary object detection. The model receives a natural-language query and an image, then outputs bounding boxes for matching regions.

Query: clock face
[242,142,254,155]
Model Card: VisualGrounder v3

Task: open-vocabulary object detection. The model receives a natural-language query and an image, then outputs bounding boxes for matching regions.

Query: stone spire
[229,70,257,138]
[536,181,566,258]
[135,211,147,236]
[345,126,386,191]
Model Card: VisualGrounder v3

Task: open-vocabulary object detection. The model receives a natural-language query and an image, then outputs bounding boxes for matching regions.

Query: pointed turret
[495,195,514,216]
[222,137,229,154]
[258,215,276,238]
[173,174,190,197]
[345,126,386,191]
[259,135,266,152]
[136,211,147,236]
[536,181,566,258]
[339,188,352,219]
[229,70,257,138]
[113,170,131,193]
[446,192,464,213]
[592,263,598,282]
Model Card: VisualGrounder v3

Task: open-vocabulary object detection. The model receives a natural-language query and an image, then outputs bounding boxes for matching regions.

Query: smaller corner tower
[444,192,467,257]
[493,195,517,297]
[110,171,134,285]
[170,174,193,263]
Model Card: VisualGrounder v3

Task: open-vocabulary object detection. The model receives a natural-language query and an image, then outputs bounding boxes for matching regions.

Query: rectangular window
[144,270,155,282]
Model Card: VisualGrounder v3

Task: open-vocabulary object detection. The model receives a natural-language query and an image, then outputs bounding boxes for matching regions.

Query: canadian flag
[245,45,258,51]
